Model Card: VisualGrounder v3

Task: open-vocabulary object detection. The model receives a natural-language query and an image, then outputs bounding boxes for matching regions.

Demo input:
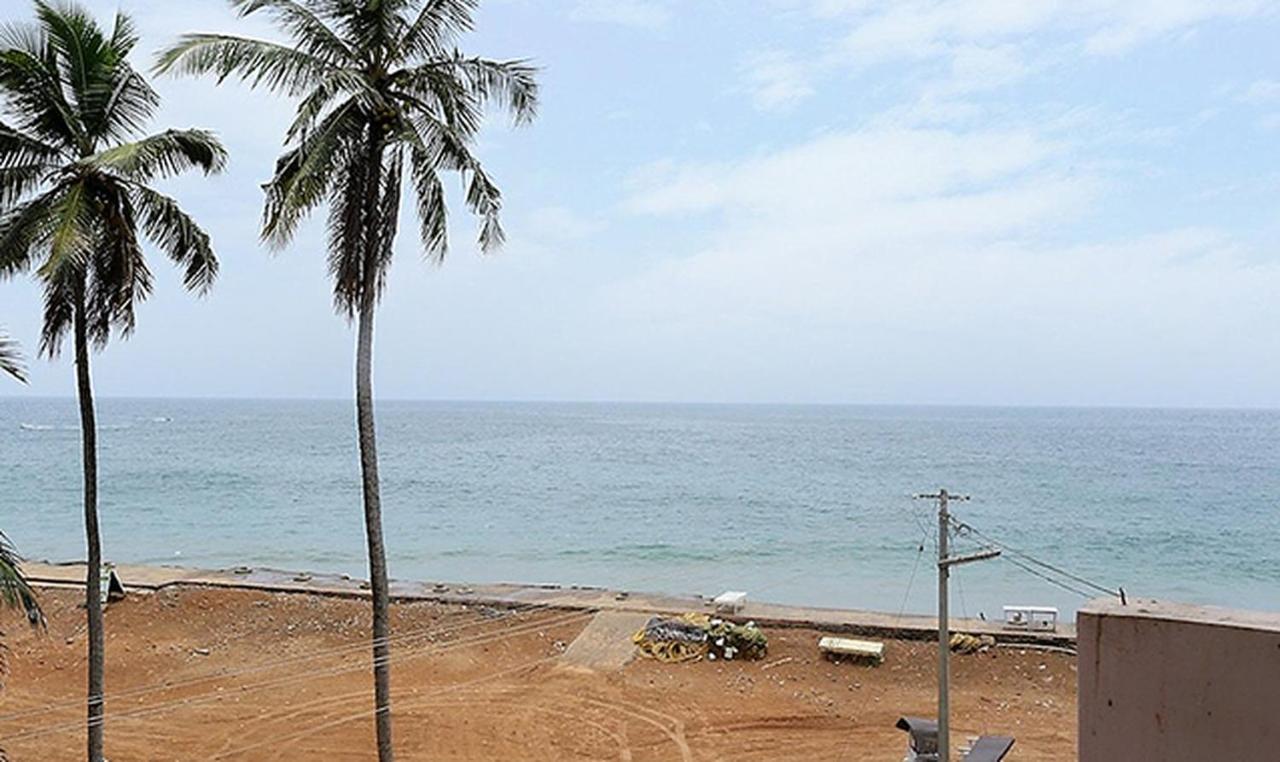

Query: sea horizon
[6,393,1280,413]
[5,396,1278,621]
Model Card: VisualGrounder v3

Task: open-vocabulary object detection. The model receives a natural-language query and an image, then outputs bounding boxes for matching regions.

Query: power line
[950,517,1120,599]
[1002,555,1094,599]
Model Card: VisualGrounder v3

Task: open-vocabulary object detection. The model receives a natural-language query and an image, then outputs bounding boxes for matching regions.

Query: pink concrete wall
[1078,598,1280,762]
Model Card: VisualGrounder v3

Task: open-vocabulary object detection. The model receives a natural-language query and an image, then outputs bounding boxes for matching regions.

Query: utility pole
[915,489,1000,762]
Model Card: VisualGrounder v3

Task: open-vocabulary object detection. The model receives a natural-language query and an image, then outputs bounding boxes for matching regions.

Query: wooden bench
[818,636,884,664]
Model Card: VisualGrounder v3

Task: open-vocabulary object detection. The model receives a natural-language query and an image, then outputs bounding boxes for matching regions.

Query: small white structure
[713,590,747,614]
[1002,605,1058,632]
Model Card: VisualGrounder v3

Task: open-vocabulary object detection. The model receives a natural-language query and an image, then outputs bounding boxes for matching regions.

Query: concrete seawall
[21,560,1077,647]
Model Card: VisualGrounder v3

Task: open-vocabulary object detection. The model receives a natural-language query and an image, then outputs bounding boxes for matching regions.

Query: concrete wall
[1078,598,1280,762]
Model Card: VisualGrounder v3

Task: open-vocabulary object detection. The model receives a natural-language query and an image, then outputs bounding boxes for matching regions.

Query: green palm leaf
[86,128,227,182]
[0,330,27,383]
[0,531,42,627]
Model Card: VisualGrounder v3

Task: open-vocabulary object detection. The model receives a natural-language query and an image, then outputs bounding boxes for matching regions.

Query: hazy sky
[2,0,1279,406]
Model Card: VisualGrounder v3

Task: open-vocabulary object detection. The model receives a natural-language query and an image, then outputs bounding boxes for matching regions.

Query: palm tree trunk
[358,124,394,762]
[73,287,105,762]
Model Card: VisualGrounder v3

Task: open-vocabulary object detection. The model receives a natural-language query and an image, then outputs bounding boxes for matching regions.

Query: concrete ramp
[560,611,651,671]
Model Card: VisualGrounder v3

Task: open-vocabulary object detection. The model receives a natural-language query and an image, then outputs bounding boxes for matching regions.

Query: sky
[2,0,1279,406]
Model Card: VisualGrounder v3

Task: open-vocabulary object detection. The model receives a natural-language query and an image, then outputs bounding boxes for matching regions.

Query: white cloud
[626,127,1068,218]
[1239,79,1280,105]
[741,51,816,112]
[820,0,1264,61]
[1082,0,1265,55]
[747,0,1269,118]
[596,124,1280,406]
[569,0,670,28]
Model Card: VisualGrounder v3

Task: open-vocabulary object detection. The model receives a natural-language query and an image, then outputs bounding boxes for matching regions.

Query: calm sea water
[2,398,1277,618]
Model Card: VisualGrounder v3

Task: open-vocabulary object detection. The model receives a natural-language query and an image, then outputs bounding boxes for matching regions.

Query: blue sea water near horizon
[2,397,1278,619]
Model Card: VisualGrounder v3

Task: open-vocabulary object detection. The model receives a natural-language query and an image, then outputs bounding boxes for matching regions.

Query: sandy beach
[1,584,1076,760]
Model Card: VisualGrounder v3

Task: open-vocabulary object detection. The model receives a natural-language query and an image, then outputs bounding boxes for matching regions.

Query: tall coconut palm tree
[156,2,536,757]
[0,4,226,759]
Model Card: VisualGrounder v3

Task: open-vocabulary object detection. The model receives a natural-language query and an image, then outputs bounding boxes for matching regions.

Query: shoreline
[20,560,1077,647]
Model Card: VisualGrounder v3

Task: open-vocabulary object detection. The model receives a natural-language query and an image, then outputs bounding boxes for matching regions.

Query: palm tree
[0,4,226,759]
[156,2,536,757]
[0,330,25,382]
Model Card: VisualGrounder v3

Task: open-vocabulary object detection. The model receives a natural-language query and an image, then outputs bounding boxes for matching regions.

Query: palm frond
[391,64,483,136]
[0,331,27,383]
[441,55,538,125]
[0,25,84,149]
[154,33,334,96]
[34,1,156,146]
[286,68,380,143]
[132,185,218,294]
[86,178,149,343]
[37,264,77,357]
[409,147,447,263]
[263,98,364,248]
[0,186,62,279]
[37,180,93,280]
[402,112,502,252]
[0,121,63,169]
[0,162,51,207]
[233,0,356,64]
[372,146,402,275]
[94,65,159,146]
[462,159,503,252]
[397,0,477,60]
[86,128,227,182]
[330,143,401,314]
[107,9,140,54]
[324,138,370,316]
[0,121,60,205]
[0,531,44,628]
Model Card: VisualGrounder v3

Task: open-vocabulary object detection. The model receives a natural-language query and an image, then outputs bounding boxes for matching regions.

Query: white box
[713,590,747,614]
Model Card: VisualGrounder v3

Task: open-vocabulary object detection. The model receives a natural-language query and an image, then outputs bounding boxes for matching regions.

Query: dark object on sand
[962,735,1015,761]
[896,716,939,759]
[895,717,1015,761]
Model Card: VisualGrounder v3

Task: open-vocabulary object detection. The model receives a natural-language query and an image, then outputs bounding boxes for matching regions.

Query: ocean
[2,398,1277,619]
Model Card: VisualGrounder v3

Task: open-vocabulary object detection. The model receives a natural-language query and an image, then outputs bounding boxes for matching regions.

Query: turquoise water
[2,398,1278,618]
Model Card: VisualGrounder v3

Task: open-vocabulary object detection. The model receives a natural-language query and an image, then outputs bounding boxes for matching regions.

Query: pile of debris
[949,632,997,654]
[633,613,768,663]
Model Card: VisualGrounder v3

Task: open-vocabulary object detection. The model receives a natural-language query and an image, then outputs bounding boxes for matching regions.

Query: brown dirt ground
[0,586,1075,760]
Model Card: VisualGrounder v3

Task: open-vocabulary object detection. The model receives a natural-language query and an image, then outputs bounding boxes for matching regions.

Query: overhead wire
[950,517,1119,598]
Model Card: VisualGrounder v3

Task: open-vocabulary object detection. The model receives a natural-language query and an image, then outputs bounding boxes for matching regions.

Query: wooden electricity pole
[915,489,1000,762]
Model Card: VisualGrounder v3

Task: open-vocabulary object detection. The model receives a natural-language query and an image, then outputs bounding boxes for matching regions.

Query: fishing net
[949,632,996,654]
[633,613,768,663]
